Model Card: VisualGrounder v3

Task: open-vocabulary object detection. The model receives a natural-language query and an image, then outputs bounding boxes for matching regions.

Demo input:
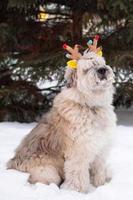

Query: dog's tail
[6,155,27,172]
[7,156,19,170]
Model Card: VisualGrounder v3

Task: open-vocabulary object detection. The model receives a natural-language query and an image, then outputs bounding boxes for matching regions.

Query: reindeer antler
[63,43,82,69]
[63,43,82,60]
[87,35,102,56]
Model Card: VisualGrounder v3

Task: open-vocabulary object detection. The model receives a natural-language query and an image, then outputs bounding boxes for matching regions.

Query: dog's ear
[64,68,77,88]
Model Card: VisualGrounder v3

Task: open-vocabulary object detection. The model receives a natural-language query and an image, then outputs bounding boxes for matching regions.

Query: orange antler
[63,43,82,60]
[87,35,102,55]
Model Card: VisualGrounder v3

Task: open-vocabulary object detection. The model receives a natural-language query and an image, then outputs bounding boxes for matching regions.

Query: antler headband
[63,35,102,69]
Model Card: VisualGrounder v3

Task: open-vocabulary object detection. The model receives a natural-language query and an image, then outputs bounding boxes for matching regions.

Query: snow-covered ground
[0,111,133,200]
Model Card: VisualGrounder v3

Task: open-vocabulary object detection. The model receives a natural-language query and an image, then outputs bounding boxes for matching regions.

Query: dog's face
[77,52,114,93]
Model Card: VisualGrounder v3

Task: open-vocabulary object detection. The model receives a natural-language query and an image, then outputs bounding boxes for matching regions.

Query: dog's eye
[83,69,89,74]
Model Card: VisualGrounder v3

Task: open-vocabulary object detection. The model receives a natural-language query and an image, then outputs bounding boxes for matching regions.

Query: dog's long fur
[7,52,116,193]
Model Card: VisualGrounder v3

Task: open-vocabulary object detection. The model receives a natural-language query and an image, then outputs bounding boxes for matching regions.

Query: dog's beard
[86,70,114,91]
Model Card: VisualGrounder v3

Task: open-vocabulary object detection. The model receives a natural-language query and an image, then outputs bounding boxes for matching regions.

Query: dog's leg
[60,146,91,193]
[90,153,112,187]
[28,165,61,186]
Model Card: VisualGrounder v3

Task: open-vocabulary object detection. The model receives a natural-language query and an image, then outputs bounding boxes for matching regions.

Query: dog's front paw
[92,167,112,187]
[61,181,78,192]
[93,173,106,187]
[61,181,90,193]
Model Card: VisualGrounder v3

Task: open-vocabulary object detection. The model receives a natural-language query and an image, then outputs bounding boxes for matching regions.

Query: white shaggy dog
[7,51,116,193]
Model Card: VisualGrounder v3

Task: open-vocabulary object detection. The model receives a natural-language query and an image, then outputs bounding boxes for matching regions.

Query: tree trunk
[72,10,83,42]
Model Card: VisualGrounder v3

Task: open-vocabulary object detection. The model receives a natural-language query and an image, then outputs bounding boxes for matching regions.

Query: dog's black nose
[97,68,107,75]
[97,68,108,80]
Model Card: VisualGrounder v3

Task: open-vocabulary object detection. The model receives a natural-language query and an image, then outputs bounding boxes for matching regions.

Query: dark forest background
[0,0,133,122]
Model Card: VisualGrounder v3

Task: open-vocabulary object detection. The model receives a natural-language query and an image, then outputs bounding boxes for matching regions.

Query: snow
[0,112,133,200]
[37,79,58,90]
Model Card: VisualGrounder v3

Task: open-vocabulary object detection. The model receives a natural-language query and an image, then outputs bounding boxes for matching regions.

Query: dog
[7,51,116,193]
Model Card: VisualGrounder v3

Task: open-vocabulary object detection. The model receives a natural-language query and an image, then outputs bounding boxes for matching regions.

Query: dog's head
[76,51,114,93]
[65,52,114,93]
[64,38,115,106]
[65,51,115,106]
